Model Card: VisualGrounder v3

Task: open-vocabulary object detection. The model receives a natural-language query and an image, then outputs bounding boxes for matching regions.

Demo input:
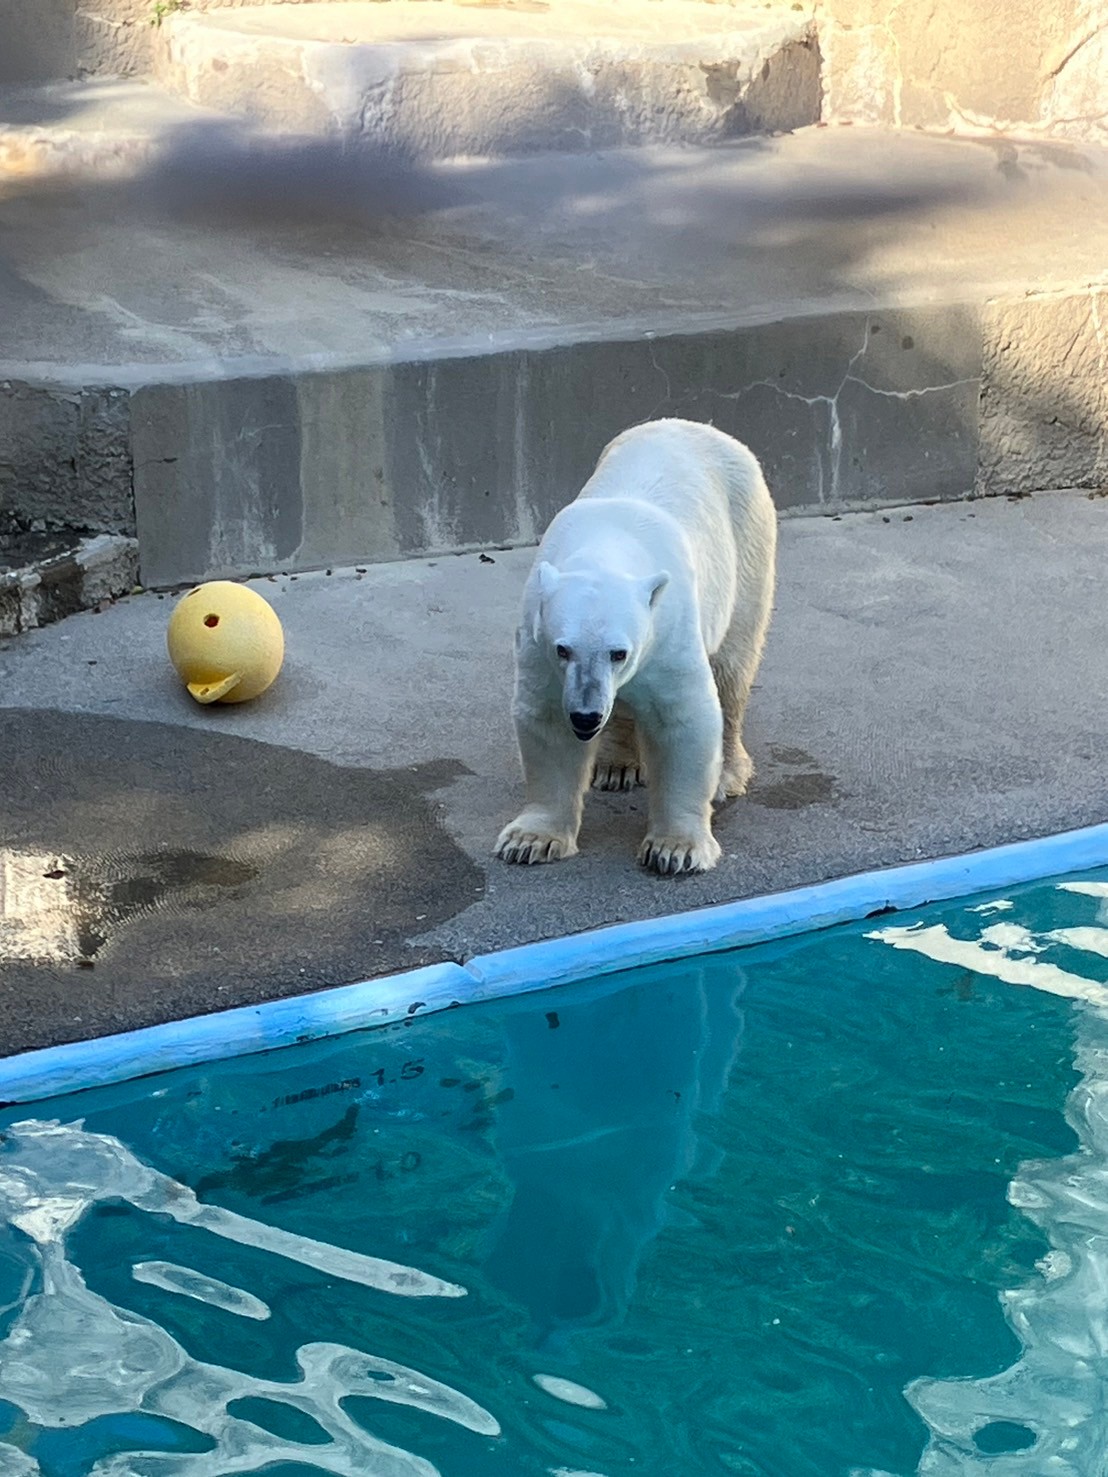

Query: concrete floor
[1,490,1106,1057]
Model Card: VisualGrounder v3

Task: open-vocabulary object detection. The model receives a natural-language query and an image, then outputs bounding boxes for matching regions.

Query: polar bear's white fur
[496,418,777,875]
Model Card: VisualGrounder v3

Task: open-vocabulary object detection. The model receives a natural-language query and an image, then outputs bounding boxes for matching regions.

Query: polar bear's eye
[610,649,628,663]
[555,644,571,661]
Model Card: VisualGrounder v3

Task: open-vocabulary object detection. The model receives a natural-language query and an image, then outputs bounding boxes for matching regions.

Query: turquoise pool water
[2,869,1108,1477]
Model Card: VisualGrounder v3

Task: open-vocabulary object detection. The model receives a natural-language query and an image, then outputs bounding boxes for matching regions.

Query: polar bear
[495,418,777,875]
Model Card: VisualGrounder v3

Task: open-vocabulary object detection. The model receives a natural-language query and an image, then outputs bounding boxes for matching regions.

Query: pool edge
[4,822,1108,1105]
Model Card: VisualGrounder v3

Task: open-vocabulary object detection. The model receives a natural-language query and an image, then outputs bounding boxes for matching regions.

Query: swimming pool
[2,863,1107,1476]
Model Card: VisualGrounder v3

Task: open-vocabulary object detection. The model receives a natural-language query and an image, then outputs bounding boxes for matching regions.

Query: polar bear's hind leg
[710,642,757,801]
[591,703,646,792]
[710,520,776,802]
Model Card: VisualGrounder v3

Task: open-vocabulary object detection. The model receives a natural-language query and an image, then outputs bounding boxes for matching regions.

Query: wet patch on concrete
[749,770,839,810]
[750,746,840,810]
[767,744,821,769]
[35,848,261,962]
[0,709,481,1056]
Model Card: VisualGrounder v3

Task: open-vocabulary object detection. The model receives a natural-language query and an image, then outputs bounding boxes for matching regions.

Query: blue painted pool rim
[3,821,1108,1106]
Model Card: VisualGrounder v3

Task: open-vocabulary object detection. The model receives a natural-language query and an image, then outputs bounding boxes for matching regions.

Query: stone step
[0,533,139,637]
[0,107,1105,586]
[154,0,820,155]
[0,78,230,182]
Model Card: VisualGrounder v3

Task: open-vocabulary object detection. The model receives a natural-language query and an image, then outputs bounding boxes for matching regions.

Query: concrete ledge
[9,285,1107,588]
[0,533,139,636]
[128,286,1101,584]
[0,79,226,182]
[0,0,424,84]
[129,302,988,583]
[1,123,1105,581]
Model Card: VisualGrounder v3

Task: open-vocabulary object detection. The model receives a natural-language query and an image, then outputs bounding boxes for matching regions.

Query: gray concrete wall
[127,302,984,584]
[76,0,159,80]
[2,284,1091,584]
[978,288,1108,496]
[0,0,75,83]
[0,384,134,534]
[125,289,1104,587]
[11,0,1106,136]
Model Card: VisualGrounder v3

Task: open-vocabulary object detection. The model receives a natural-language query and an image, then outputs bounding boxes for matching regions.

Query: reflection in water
[0,1442,39,1475]
[194,1101,361,1202]
[866,881,1108,1474]
[0,964,748,1475]
[0,1120,494,1476]
[130,1261,272,1321]
[531,1375,608,1409]
[0,847,257,966]
[485,967,745,1337]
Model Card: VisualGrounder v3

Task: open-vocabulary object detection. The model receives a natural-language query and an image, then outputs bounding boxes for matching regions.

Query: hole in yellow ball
[204,614,220,628]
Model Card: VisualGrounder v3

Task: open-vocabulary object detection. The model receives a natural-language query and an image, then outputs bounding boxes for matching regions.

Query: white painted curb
[2,822,1107,1105]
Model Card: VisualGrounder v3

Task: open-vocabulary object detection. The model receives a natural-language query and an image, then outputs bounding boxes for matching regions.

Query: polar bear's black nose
[570,711,603,740]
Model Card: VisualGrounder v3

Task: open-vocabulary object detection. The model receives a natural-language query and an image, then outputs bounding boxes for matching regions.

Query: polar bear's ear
[532,561,560,643]
[537,561,560,600]
[642,570,670,609]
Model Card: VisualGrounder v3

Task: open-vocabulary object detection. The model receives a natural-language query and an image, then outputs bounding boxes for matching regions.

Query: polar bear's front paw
[638,830,722,876]
[495,820,578,866]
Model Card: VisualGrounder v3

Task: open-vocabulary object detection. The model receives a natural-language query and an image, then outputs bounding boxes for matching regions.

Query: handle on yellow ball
[187,673,242,704]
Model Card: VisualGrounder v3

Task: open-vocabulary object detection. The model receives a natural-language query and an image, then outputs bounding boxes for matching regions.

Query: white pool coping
[3,822,1107,1106]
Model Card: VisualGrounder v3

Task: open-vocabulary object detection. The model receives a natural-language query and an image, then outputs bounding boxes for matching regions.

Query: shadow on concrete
[0,48,976,241]
[0,708,483,1057]
[0,85,82,128]
[97,110,967,244]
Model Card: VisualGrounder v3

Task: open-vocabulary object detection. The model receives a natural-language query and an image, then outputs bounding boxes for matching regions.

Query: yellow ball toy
[167,580,284,705]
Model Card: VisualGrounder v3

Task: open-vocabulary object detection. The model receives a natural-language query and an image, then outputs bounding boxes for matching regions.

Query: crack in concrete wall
[676,310,980,508]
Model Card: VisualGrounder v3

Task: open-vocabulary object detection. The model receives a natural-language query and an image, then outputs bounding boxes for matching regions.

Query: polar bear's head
[533,561,669,741]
